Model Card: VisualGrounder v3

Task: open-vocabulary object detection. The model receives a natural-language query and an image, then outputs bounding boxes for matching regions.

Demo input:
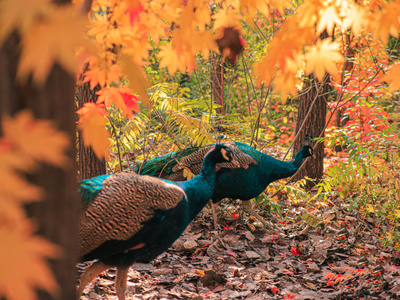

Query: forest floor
[78,194,400,300]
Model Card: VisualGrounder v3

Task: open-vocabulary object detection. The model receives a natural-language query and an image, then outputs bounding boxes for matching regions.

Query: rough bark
[0,29,78,300]
[291,73,328,189]
[76,82,106,180]
[291,30,331,190]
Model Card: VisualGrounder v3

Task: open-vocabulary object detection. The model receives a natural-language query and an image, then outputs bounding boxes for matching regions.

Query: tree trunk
[76,82,106,180]
[0,30,78,300]
[291,31,331,190]
[211,54,226,115]
[291,73,328,189]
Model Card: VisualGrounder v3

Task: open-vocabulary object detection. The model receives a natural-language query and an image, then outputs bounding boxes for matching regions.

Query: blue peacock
[77,144,238,300]
[138,141,315,229]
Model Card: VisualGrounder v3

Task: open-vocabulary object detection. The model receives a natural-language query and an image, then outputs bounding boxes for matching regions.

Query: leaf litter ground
[77,192,400,300]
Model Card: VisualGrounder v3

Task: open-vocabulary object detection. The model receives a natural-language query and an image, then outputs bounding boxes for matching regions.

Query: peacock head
[301,145,315,158]
[207,144,239,166]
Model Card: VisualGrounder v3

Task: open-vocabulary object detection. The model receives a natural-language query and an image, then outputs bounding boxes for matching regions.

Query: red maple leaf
[269,286,280,294]
[126,2,144,26]
[290,247,301,257]
[121,93,140,113]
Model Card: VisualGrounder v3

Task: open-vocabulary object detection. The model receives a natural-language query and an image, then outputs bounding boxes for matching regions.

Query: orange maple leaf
[317,5,341,35]
[213,6,242,31]
[83,64,122,90]
[120,55,151,107]
[383,63,400,92]
[371,0,400,44]
[304,39,344,81]
[17,5,87,84]
[342,3,369,35]
[77,103,110,159]
[97,86,139,117]
[0,222,59,300]
[0,0,51,43]
[125,0,144,25]
[2,110,69,168]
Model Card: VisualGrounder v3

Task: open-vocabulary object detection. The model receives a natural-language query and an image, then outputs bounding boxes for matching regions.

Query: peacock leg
[77,261,109,298]
[242,201,281,232]
[212,202,219,230]
[115,266,129,300]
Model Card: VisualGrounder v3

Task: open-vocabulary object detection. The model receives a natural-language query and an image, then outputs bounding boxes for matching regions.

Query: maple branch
[241,56,270,147]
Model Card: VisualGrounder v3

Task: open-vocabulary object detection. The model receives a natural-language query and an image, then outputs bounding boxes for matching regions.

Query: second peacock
[138,141,315,229]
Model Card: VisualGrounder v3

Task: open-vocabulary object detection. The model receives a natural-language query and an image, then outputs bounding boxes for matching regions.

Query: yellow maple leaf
[17,5,87,84]
[77,103,110,159]
[304,39,344,81]
[2,111,69,168]
[0,222,59,300]
[382,63,400,92]
[0,0,51,44]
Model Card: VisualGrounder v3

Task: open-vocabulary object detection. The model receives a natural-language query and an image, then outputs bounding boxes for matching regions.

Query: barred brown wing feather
[172,147,213,172]
[170,142,257,178]
[224,142,257,168]
[78,173,185,257]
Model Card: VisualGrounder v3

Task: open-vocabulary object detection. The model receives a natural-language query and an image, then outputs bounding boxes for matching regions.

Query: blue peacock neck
[291,148,308,169]
[183,150,219,222]
[257,147,309,184]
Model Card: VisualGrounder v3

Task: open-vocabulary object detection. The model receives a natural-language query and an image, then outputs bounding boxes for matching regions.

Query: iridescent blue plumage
[138,142,314,228]
[79,174,111,208]
[77,144,237,300]
[136,146,201,176]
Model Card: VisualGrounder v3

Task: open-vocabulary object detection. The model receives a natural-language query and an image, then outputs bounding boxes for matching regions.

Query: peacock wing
[137,147,201,177]
[174,142,256,171]
[79,174,111,208]
[78,173,186,257]
[219,142,257,170]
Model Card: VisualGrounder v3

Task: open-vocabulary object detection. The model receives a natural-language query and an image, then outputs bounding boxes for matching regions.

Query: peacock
[77,144,238,300]
[138,141,315,229]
